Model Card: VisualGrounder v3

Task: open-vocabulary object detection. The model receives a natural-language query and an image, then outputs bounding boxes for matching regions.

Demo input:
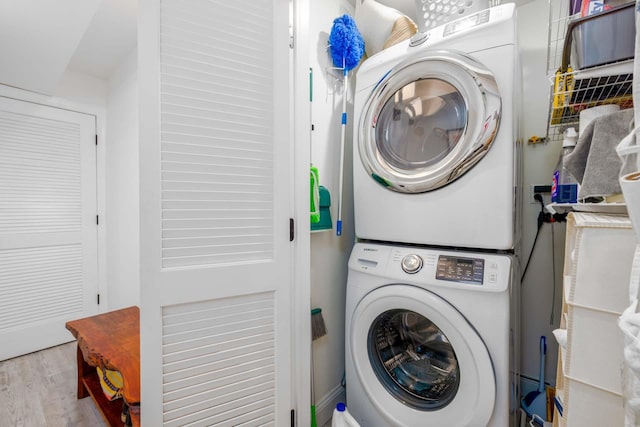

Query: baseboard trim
[316,384,345,427]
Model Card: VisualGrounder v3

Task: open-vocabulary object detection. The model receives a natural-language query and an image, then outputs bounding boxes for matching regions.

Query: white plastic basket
[562,376,624,427]
[412,0,490,32]
[565,302,625,394]
[563,214,636,313]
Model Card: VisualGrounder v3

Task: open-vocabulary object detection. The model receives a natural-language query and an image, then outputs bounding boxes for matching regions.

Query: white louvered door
[0,96,98,361]
[139,0,294,425]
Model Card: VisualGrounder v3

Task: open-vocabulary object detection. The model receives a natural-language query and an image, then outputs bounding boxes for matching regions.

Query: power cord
[521,194,567,282]
[550,221,557,325]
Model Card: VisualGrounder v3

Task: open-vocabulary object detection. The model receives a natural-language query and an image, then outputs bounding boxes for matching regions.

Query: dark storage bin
[568,3,635,70]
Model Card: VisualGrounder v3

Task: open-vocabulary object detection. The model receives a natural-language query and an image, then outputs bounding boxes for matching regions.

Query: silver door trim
[358,50,501,193]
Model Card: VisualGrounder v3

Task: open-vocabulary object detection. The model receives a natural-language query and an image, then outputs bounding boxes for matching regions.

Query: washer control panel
[349,244,510,292]
[401,254,423,274]
[436,255,484,285]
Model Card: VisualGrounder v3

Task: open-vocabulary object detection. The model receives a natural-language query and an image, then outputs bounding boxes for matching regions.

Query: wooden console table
[66,306,141,427]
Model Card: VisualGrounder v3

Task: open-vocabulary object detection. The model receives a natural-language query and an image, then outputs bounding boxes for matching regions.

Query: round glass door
[359,50,501,193]
[349,285,495,426]
[368,309,460,410]
[376,79,467,171]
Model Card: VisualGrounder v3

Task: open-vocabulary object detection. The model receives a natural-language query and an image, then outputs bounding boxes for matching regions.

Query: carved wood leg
[122,402,130,426]
[76,344,89,399]
[129,404,141,427]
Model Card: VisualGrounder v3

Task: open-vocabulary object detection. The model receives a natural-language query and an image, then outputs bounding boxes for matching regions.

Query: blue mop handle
[336,67,348,237]
[538,336,546,393]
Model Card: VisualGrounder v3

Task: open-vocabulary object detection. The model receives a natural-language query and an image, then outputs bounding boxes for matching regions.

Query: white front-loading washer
[353,4,521,250]
[345,242,519,427]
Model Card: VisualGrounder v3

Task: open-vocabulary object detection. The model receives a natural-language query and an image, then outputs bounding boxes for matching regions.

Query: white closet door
[0,96,98,361]
[139,0,294,425]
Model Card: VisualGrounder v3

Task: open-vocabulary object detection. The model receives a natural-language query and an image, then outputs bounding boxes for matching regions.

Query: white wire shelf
[547,62,634,141]
[546,202,628,215]
[545,0,635,143]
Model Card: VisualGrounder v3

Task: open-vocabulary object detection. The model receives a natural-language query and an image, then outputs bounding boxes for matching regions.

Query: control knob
[401,254,423,274]
[409,32,429,47]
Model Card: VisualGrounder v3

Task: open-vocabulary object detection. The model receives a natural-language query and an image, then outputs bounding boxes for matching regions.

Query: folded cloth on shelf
[354,0,417,58]
[565,108,634,200]
[97,366,124,401]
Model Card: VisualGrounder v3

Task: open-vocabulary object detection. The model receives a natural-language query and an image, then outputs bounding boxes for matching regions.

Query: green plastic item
[311,186,332,231]
[310,166,320,223]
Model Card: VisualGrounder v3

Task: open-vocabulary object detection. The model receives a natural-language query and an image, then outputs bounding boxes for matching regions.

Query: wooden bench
[66,306,140,427]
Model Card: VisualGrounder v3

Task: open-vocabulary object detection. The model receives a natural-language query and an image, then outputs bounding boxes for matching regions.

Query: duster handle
[337,67,348,236]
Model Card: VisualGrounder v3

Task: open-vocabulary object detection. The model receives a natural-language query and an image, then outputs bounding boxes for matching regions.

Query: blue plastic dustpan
[521,336,547,424]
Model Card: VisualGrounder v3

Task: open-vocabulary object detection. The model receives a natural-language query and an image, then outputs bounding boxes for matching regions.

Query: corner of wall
[104,53,140,309]
[316,384,346,427]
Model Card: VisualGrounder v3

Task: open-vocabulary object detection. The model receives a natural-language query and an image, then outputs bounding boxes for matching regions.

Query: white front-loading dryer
[353,4,521,250]
[345,242,519,427]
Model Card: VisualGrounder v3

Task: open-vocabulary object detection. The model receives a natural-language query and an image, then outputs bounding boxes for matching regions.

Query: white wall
[44,51,140,312]
[56,45,141,313]
[104,49,140,309]
[55,70,108,110]
[517,0,565,385]
[309,0,357,420]
[0,0,102,95]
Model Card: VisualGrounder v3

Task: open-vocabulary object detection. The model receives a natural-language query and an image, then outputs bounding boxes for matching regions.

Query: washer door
[350,285,495,426]
[358,50,501,193]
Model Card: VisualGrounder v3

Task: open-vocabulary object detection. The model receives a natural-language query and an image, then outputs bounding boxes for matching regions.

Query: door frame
[292,0,311,425]
[0,84,107,312]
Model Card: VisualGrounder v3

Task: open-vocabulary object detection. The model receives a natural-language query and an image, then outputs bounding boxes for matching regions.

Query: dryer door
[350,284,495,426]
[358,50,501,193]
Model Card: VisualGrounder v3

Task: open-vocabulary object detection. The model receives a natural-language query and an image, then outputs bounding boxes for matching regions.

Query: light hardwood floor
[1,342,333,427]
[0,342,107,427]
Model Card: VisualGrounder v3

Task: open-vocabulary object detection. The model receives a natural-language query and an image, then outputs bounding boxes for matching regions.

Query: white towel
[635,1,640,141]
[354,0,417,58]
[552,328,567,349]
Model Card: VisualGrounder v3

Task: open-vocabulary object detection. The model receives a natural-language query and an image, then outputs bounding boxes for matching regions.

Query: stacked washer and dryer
[345,3,522,426]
